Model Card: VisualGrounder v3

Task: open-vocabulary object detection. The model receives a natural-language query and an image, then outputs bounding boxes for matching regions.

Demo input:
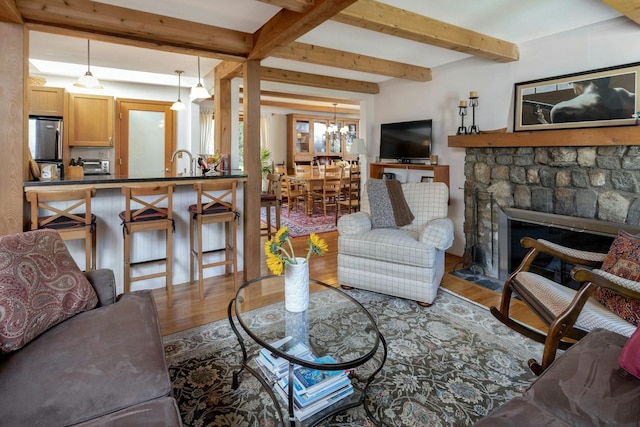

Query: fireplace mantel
[448,126,640,148]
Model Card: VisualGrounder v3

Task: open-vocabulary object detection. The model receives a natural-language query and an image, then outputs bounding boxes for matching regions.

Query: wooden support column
[213,69,232,155]
[243,59,261,281]
[0,22,26,235]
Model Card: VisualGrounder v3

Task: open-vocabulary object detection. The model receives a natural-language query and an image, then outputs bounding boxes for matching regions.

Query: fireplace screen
[499,208,640,289]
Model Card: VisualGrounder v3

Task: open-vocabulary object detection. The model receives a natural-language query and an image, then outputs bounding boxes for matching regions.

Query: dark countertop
[24,170,248,189]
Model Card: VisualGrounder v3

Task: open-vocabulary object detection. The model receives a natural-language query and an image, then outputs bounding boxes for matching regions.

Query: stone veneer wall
[463,145,640,277]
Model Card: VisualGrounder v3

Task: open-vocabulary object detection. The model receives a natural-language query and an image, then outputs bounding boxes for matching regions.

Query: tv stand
[370,162,450,191]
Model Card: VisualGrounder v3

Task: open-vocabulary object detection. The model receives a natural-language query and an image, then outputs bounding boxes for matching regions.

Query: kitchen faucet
[170,149,195,176]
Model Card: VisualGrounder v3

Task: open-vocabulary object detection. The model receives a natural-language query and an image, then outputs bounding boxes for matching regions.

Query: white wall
[372,17,640,257]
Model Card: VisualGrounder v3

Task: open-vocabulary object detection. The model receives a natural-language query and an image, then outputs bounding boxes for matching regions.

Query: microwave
[82,159,110,175]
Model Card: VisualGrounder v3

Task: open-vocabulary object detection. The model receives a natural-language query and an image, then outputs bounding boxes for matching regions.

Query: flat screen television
[379,119,432,163]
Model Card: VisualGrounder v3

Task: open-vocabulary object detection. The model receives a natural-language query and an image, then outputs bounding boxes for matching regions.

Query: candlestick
[457,104,468,135]
[468,94,480,134]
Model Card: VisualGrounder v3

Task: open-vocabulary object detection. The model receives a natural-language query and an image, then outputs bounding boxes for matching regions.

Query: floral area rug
[163,288,543,427]
[261,204,338,237]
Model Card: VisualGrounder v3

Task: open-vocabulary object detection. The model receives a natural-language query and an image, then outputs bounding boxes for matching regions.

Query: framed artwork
[514,62,640,132]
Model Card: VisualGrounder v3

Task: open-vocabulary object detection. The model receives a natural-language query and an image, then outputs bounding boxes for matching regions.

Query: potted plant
[261,147,273,191]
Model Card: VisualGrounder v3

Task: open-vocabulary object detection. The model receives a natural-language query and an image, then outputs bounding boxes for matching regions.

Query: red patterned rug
[260,204,341,237]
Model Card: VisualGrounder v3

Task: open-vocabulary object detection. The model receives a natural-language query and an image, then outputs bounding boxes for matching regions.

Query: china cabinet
[286,114,359,172]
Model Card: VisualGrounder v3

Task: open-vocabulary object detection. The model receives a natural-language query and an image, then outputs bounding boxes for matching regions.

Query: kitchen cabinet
[68,93,114,147]
[286,114,359,172]
[29,86,64,117]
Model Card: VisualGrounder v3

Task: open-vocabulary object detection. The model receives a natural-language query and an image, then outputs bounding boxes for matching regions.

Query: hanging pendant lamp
[74,40,103,89]
[170,70,186,111]
[190,57,211,101]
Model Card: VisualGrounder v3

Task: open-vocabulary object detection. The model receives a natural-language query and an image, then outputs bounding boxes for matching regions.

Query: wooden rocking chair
[490,237,640,375]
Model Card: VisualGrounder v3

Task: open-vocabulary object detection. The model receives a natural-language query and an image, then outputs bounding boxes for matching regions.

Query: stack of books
[255,337,354,422]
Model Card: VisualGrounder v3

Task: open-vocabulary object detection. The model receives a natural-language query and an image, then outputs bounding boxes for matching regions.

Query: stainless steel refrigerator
[28,116,63,161]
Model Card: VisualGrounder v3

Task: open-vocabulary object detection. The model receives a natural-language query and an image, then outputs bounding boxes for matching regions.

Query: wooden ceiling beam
[215,60,244,80]
[0,0,23,24]
[26,23,244,61]
[601,0,640,25]
[256,0,315,13]
[17,0,252,59]
[208,94,360,113]
[256,89,360,105]
[250,0,358,60]
[261,66,379,94]
[333,0,519,63]
[259,100,358,113]
[274,41,431,81]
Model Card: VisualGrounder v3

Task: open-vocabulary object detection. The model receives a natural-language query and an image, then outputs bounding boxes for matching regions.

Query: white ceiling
[27,0,624,94]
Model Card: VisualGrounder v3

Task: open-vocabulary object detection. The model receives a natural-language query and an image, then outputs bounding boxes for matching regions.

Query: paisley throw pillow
[0,230,98,354]
[592,231,640,326]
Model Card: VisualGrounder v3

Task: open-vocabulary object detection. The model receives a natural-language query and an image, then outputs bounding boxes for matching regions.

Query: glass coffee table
[228,275,387,426]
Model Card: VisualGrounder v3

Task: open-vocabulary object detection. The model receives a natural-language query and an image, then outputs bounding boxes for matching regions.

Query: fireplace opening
[498,208,640,288]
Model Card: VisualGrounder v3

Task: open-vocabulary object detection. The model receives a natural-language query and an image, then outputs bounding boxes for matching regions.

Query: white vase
[284,257,309,312]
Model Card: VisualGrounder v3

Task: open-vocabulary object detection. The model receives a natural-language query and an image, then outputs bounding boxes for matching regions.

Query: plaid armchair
[337,181,453,306]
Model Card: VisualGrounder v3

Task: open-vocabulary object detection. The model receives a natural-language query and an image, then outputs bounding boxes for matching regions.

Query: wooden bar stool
[261,173,282,239]
[26,188,97,271]
[189,180,239,300]
[120,184,175,308]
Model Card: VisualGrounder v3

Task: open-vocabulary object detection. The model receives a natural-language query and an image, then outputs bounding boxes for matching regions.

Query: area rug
[164,288,544,426]
[261,205,338,237]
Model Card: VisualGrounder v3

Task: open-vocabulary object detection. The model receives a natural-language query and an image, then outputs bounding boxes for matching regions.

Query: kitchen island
[24,171,248,297]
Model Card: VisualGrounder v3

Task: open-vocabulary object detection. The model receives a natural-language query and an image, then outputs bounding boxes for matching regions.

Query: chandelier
[326,103,348,139]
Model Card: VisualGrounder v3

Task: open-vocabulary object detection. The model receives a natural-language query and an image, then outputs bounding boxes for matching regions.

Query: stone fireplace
[463,145,640,279]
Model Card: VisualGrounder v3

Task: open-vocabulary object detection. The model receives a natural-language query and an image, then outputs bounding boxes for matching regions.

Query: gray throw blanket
[367,179,414,228]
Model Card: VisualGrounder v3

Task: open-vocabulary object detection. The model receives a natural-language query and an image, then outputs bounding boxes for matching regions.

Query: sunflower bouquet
[264,226,328,275]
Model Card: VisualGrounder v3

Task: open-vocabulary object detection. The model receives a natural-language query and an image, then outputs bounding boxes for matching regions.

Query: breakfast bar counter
[23,172,248,297]
[24,170,247,190]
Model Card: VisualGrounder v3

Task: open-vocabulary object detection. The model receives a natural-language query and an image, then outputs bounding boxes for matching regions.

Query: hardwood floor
[153,231,545,336]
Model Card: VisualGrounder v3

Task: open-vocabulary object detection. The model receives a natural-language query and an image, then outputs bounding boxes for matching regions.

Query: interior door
[116,99,175,178]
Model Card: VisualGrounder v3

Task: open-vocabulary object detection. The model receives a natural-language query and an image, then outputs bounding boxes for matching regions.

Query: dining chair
[312,165,344,217]
[260,173,282,239]
[294,163,313,178]
[282,174,306,216]
[337,168,361,222]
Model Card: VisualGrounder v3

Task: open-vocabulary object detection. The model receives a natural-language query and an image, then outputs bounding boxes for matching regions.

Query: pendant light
[189,57,211,101]
[74,40,103,89]
[170,70,186,111]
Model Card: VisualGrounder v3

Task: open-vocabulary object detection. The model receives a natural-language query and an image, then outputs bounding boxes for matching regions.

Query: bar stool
[261,173,282,239]
[120,184,175,308]
[26,188,97,271]
[189,180,239,300]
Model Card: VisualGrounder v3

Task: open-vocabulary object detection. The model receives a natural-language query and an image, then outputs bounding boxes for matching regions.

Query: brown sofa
[475,328,640,426]
[0,266,182,426]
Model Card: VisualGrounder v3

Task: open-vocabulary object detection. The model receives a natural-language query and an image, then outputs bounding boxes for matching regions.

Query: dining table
[287,173,324,216]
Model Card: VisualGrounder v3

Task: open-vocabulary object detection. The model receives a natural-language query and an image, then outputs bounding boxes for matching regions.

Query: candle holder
[457,105,468,135]
[468,95,480,134]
